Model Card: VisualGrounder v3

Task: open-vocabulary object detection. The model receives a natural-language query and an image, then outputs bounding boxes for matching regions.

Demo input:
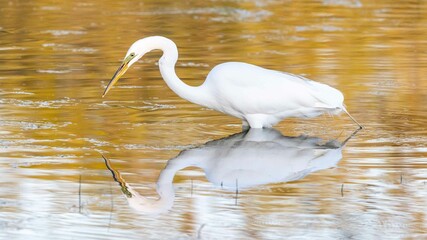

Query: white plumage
[103,36,362,129]
[202,62,344,127]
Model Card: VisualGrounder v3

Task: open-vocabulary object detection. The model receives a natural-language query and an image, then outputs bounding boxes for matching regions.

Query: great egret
[103,36,362,129]
[103,128,359,214]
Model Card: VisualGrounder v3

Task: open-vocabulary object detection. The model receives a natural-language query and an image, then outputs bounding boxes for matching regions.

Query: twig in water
[191,179,193,197]
[79,175,82,213]
[196,224,206,239]
[341,184,344,197]
[108,182,114,231]
[235,179,239,205]
[400,174,403,184]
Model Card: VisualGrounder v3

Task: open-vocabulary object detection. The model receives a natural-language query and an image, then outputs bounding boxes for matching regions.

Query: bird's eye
[130,53,135,57]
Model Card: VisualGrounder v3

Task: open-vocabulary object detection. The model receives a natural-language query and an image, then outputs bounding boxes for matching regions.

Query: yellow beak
[102,60,130,98]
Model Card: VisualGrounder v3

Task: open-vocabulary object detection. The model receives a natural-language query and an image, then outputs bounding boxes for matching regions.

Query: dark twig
[108,182,114,231]
[79,175,82,213]
[235,179,239,205]
[341,184,344,197]
[196,224,206,239]
[191,179,193,197]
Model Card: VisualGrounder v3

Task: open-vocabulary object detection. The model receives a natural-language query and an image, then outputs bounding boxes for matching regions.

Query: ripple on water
[81,138,112,147]
[0,120,72,130]
[37,69,73,74]
[0,90,34,96]
[99,100,176,111]
[295,25,346,32]
[123,144,194,151]
[210,9,272,23]
[123,7,272,23]
[42,30,86,36]
[2,97,77,108]
[0,46,27,51]
[322,0,362,8]
[42,43,97,53]
[9,155,78,168]
[39,6,61,11]
[1,1,427,239]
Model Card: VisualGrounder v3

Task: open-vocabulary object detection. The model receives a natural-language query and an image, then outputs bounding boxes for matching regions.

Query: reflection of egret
[103,155,175,215]
[103,128,359,214]
[102,36,362,129]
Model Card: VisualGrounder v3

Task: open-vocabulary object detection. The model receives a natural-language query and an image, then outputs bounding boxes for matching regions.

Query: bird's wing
[278,71,344,108]
[205,62,343,114]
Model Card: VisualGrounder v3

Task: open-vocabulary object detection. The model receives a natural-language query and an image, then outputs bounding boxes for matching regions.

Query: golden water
[1,0,426,239]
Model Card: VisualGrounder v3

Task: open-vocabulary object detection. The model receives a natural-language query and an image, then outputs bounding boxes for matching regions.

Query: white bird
[103,36,362,129]
[103,128,359,214]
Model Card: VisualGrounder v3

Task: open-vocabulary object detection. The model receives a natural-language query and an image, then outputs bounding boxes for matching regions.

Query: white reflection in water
[104,128,359,215]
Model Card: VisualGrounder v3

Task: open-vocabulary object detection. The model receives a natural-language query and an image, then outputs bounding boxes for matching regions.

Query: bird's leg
[245,114,267,129]
[242,120,250,131]
[342,107,363,129]
[341,127,362,146]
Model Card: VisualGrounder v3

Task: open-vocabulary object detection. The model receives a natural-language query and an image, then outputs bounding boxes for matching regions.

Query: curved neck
[144,36,210,107]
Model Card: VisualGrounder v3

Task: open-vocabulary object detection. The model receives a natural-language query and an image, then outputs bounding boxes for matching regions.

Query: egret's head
[102,40,148,97]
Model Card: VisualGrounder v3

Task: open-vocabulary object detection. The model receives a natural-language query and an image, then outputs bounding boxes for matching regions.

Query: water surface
[0,0,426,239]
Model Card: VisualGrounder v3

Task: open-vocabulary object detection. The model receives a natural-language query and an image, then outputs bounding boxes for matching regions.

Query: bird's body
[199,62,343,128]
[103,36,362,129]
